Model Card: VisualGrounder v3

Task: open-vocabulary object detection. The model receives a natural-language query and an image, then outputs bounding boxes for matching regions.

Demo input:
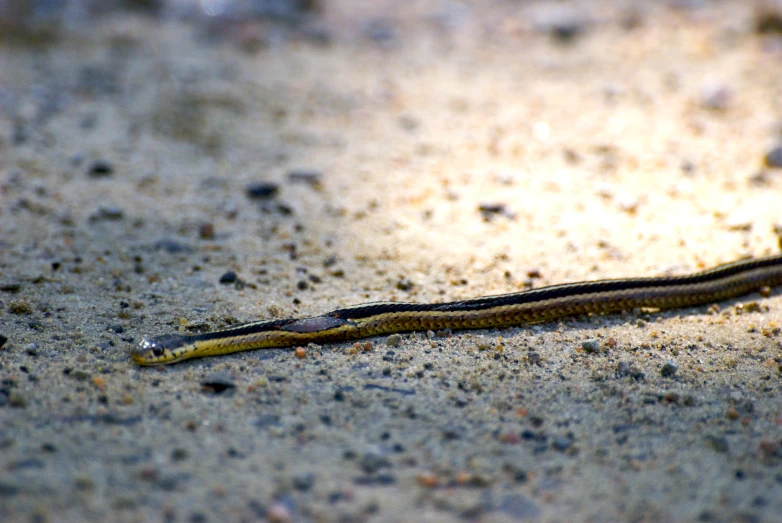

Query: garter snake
[132,253,782,365]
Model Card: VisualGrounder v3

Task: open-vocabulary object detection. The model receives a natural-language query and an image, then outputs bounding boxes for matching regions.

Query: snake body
[131,253,782,365]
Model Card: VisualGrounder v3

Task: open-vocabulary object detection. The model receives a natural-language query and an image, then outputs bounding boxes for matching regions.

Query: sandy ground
[2,0,782,521]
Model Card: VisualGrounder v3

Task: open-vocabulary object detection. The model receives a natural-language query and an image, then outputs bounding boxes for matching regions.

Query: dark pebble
[353,474,396,486]
[660,360,678,378]
[219,271,237,284]
[70,370,91,381]
[171,448,188,461]
[756,7,782,34]
[89,206,124,221]
[200,373,236,395]
[296,280,308,290]
[441,424,463,440]
[764,145,782,168]
[0,389,9,407]
[333,389,346,402]
[359,450,390,474]
[0,335,7,349]
[245,182,279,199]
[520,429,537,440]
[479,202,507,214]
[198,223,215,239]
[9,458,44,470]
[0,482,19,496]
[154,239,193,253]
[254,414,281,429]
[552,436,573,452]
[706,435,729,453]
[276,202,293,215]
[292,473,315,491]
[41,443,56,453]
[287,170,323,187]
[107,324,124,334]
[396,278,414,291]
[0,283,21,292]
[88,160,114,177]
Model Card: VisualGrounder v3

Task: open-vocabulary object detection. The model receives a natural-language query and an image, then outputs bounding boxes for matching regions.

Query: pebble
[24,343,37,355]
[245,182,279,199]
[154,239,193,253]
[89,206,124,221]
[660,360,678,378]
[527,352,541,364]
[699,83,732,111]
[219,271,237,284]
[581,339,600,353]
[386,334,402,347]
[764,145,782,168]
[705,435,729,453]
[359,449,390,474]
[0,282,21,292]
[0,335,7,349]
[198,223,215,239]
[286,170,322,187]
[88,160,114,177]
[200,373,236,395]
[396,278,414,291]
[552,436,573,452]
[292,473,315,491]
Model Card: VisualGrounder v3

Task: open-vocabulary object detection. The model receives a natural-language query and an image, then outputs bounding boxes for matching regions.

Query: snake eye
[152,346,165,357]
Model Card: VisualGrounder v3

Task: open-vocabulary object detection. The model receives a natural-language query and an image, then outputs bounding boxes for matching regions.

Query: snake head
[131,335,187,366]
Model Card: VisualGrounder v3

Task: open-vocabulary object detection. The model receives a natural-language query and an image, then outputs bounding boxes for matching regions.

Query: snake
[131,252,782,365]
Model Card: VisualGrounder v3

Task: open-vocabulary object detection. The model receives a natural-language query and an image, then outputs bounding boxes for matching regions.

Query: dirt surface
[2,1,782,521]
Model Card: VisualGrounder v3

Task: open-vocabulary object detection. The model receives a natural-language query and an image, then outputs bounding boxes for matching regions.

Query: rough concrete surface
[1,1,782,521]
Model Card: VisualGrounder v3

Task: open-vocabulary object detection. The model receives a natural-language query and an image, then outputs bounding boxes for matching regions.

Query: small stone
[0,335,7,349]
[764,145,782,168]
[552,436,573,452]
[396,278,414,291]
[89,206,124,221]
[296,280,308,290]
[198,223,215,239]
[8,300,33,314]
[24,343,37,355]
[705,435,729,453]
[0,282,21,292]
[154,239,193,253]
[359,450,389,474]
[200,373,236,395]
[660,360,678,378]
[245,182,279,199]
[581,339,600,353]
[219,271,237,284]
[88,160,114,177]
[287,170,322,187]
[70,370,91,381]
[527,352,541,364]
[107,324,124,334]
[386,334,402,347]
[292,473,315,491]
[700,84,732,111]
[8,392,26,408]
